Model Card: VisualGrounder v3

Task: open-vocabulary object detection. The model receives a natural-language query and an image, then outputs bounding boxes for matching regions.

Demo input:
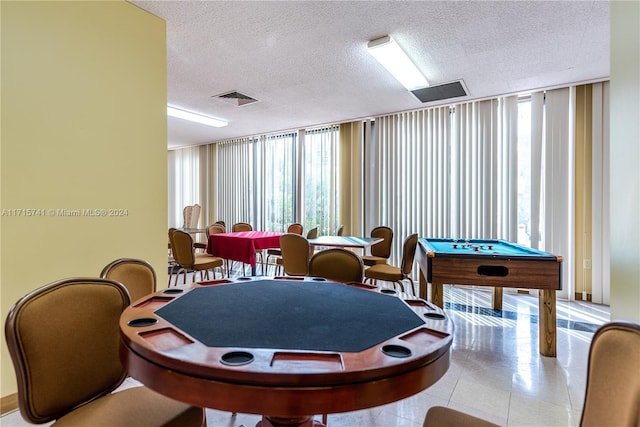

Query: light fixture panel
[167,106,228,128]
[367,35,429,91]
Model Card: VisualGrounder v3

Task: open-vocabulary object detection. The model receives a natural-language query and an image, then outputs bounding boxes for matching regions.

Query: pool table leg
[538,289,557,357]
[418,268,428,300]
[492,287,503,310]
[430,281,444,309]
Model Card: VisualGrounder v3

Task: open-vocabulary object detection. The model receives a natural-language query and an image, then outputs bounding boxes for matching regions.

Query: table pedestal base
[257,415,326,427]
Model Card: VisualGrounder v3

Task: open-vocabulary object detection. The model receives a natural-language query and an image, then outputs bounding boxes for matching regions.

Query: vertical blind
[371,98,518,267]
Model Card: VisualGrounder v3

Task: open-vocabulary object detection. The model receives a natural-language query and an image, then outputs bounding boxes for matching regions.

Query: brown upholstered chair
[4,278,205,427]
[306,226,319,258]
[336,224,345,236]
[308,248,364,283]
[423,321,640,427]
[423,406,499,427]
[100,258,156,303]
[207,223,226,237]
[364,233,418,295]
[580,321,640,426]
[232,222,252,232]
[276,233,311,276]
[169,228,224,286]
[306,226,319,239]
[267,223,303,272]
[214,220,226,230]
[230,222,256,274]
[362,226,394,266]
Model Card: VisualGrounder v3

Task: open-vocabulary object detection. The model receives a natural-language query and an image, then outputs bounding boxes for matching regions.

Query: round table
[120,277,454,427]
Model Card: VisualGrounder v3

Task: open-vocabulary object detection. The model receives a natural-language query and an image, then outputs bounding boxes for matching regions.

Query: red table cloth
[207,231,284,267]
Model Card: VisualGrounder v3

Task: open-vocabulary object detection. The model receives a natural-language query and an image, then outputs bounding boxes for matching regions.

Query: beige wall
[610,1,640,321]
[0,1,167,397]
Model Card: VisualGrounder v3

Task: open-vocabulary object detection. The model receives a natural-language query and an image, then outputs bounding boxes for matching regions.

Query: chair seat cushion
[53,386,204,427]
[193,254,223,270]
[424,406,499,427]
[362,255,388,266]
[364,264,402,281]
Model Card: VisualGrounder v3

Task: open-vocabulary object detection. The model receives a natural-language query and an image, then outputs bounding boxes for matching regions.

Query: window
[255,132,297,231]
[209,126,340,234]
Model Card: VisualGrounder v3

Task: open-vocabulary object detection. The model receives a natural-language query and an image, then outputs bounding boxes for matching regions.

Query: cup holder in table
[311,277,327,281]
[381,344,412,358]
[127,318,158,327]
[162,289,184,295]
[236,277,252,281]
[424,312,446,320]
[380,288,397,295]
[220,351,255,366]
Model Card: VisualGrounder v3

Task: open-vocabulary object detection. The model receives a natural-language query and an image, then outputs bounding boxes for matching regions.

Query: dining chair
[336,224,345,236]
[275,233,311,276]
[308,248,364,283]
[364,233,418,295]
[182,204,201,229]
[306,226,319,258]
[4,277,205,426]
[267,223,303,273]
[100,258,156,303]
[207,223,226,237]
[169,228,225,286]
[232,222,253,232]
[306,226,319,239]
[214,220,226,230]
[230,222,256,274]
[362,226,394,266]
[423,321,640,427]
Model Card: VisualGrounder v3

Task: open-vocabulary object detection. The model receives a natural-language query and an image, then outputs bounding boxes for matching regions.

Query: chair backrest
[182,204,201,229]
[232,222,253,232]
[400,233,419,276]
[306,226,319,239]
[4,278,130,424]
[170,228,196,267]
[580,321,640,427]
[214,220,226,230]
[309,248,364,283]
[370,226,394,258]
[100,258,156,302]
[336,224,345,236]
[287,223,304,235]
[207,224,226,236]
[279,233,310,276]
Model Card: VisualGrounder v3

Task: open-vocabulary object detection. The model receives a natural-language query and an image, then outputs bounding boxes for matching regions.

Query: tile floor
[2,271,609,427]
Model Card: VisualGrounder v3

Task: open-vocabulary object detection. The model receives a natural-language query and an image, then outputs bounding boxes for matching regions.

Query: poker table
[120,277,453,427]
[416,238,562,357]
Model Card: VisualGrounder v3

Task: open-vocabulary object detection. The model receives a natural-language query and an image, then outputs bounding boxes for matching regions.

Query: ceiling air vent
[411,80,468,103]
[212,91,260,106]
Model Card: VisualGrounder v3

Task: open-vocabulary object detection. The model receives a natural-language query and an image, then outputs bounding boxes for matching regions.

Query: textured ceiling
[130,1,610,149]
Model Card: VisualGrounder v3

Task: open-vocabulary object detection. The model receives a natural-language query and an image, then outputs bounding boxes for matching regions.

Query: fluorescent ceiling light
[367,35,429,91]
[167,106,228,127]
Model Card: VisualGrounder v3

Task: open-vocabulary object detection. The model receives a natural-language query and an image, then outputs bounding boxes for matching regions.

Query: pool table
[415,238,563,357]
